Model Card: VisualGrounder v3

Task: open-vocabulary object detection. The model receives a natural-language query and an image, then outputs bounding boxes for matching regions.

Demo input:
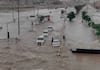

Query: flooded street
[0,7,100,70]
[70,54,100,70]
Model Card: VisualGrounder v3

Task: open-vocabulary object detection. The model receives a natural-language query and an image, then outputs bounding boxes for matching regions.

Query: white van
[36,35,45,45]
[48,26,53,32]
[52,38,61,47]
[43,29,49,37]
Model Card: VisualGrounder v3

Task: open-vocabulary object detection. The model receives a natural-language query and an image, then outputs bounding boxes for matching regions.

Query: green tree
[82,11,91,23]
[67,12,76,22]
[83,15,91,22]
[91,24,100,36]
[88,21,94,27]
[95,30,100,36]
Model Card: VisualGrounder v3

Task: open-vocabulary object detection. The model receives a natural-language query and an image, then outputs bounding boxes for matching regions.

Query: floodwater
[0,7,100,70]
[70,53,100,70]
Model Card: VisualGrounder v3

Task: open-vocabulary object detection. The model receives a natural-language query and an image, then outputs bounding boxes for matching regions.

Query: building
[0,0,63,7]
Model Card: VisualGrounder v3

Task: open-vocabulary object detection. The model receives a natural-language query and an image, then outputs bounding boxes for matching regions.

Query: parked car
[43,29,49,37]
[52,38,61,47]
[36,35,45,46]
[48,26,53,32]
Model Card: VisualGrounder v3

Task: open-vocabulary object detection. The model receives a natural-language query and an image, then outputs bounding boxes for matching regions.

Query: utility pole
[94,0,96,7]
[32,1,35,15]
[12,0,15,22]
[17,0,20,36]
[36,1,40,16]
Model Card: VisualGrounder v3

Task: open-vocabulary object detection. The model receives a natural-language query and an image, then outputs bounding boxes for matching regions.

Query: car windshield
[48,27,52,29]
[43,32,48,33]
[38,38,44,40]
[48,27,52,28]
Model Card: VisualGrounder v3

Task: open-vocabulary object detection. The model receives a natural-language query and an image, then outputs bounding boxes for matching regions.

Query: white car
[52,39,61,47]
[43,29,49,37]
[48,26,53,32]
[36,35,45,45]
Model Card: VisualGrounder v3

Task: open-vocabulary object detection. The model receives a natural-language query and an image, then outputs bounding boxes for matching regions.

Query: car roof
[53,39,59,41]
[43,29,48,32]
[48,26,53,28]
[38,35,44,38]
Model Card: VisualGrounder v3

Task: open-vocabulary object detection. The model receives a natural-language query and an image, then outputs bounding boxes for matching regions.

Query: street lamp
[36,1,40,16]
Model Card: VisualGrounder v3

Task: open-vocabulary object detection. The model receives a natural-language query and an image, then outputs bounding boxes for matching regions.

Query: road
[0,7,100,70]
